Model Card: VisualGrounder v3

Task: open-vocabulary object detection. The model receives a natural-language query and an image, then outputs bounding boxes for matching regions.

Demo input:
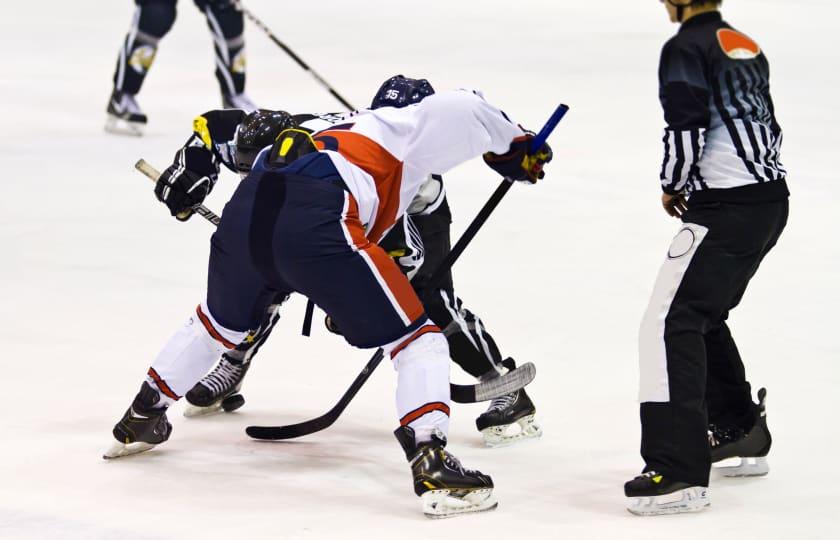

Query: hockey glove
[155,147,219,221]
[483,132,553,184]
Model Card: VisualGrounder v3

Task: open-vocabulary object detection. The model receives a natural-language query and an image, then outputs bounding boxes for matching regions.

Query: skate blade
[183,402,224,418]
[715,456,769,477]
[421,488,498,519]
[102,440,155,460]
[105,116,144,137]
[626,486,710,516]
[481,414,543,448]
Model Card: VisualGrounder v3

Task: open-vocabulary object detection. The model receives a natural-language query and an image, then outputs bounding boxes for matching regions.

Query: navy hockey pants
[205,153,429,349]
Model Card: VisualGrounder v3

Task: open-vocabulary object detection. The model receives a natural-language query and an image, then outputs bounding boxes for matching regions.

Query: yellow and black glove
[483,132,553,184]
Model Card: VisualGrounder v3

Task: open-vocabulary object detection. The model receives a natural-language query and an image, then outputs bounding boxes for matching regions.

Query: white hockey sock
[146,302,248,401]
[390,330,451,443]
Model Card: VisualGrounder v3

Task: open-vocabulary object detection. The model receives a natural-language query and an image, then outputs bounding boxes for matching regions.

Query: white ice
[1,1,838,539]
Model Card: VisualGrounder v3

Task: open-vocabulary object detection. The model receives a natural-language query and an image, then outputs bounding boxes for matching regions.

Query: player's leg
[628,200,787,515]
[195,0,255,110]
[183,296,288,417]
[260,158,496,517]
[104,175,284,458]
[410,204,541,447]
[106,0,177,135]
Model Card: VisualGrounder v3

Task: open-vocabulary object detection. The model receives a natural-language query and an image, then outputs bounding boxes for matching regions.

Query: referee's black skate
[475,360,542,447]
[105,89,147,136]
[103,382,172,459]
[395,426,497,519]
[710,387,771,477]
[624,471,710,516]
[184,355,250,417]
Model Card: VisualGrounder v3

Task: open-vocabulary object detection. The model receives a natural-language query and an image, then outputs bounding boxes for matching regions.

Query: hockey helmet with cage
[234,109,296,173]
[370,75,435,109]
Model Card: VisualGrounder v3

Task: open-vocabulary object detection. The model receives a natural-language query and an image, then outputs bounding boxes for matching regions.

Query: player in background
[169,77,541,447]
[103,86,553,517]
[625,0,788,515]
[106,0,256,136]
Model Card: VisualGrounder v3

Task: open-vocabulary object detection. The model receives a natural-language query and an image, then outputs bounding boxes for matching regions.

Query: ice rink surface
[2,0,838,538]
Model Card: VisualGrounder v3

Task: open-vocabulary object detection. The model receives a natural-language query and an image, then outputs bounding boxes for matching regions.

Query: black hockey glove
[483,132,553,184]
[155,146,219,221]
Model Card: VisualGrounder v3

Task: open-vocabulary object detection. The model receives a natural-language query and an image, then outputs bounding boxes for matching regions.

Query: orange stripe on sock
[147,367,180,400]
[400,401,450,427]
[390,325,441,359]
[195,305,236,349]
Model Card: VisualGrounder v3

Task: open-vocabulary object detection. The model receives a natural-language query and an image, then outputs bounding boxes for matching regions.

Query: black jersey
[658,12,787,201]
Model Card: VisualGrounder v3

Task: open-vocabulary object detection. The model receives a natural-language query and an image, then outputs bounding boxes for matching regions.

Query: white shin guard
[147,303,247,401]
[391,331,451,443]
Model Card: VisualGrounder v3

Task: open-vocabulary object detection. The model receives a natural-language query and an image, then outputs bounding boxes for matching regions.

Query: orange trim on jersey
[390,325,442,359]
[344,194,370,250]
[341,193,424,323]
[717,28,760,60]
[147,367,180,400]
[315,130,404,242]
[195,305,236,349]
[364,243,425,324]
[400,401,451,426]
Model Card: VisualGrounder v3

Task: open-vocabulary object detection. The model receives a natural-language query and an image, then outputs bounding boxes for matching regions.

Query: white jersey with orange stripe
[310,90,524,242]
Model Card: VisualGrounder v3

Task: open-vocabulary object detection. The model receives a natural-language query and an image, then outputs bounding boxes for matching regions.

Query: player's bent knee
[194,302,249,354]
[138,0,177,37]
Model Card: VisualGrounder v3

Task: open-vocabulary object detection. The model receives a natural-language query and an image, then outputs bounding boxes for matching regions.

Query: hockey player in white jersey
[155,76,542,447]
[103,86,553,517]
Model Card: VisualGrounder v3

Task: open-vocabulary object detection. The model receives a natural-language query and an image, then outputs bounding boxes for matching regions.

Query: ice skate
[103,382,172,459]
[624,471,710,516]
[710,387,771,477]
[105,89,147,136]
[222,91,258,112]
[184,355,250,418]
[475,362,541,447]
[395,426,497,519]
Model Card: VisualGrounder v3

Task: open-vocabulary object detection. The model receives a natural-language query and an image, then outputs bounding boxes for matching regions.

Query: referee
[625,0,789,515]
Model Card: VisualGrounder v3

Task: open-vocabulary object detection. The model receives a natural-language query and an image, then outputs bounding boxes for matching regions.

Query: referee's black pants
[638,196,788,486]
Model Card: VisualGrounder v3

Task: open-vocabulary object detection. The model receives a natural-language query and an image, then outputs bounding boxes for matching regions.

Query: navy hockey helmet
[370,75,435,110]
[235,109,296,173]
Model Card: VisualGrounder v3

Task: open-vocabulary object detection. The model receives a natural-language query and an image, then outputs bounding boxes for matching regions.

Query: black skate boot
[624,471,710,516]
[103,382,172,459]
[710,387,771,477]
[475,359,542,447]
[184,355,250,417]
[394,426,497,518]
[105,89,147,136]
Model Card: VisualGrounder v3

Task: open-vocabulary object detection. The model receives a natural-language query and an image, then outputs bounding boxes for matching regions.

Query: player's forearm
[659,82,711,193]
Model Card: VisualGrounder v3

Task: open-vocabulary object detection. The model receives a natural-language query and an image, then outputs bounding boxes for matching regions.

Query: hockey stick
[231,0,355,111]
[245,104,569,441]
[134,160,221,225]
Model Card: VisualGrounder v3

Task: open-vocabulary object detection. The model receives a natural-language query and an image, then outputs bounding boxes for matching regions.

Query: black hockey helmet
[235,109,296,173]
[370,75,435,110]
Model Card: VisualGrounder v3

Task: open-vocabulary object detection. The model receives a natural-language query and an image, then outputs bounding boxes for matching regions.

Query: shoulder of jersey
[716,27,761,60]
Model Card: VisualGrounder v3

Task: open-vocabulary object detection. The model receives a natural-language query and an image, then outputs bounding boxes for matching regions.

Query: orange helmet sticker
[717,29,761,60]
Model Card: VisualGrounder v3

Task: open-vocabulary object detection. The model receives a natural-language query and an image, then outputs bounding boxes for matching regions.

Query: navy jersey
[658,12,787,200]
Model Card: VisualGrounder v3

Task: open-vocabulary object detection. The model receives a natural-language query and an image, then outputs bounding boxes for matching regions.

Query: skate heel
[716,456,769,477]
[105,115,144,137]
[481,413,543,448]
[421,488,498,519]
[626,486,710,516]
[103,440,156,460]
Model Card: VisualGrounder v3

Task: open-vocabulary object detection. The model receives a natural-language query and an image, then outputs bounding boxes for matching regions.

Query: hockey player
[175,77,541,447]
[625,0,788,516]
[104,85,553,517]
[106,0,256,136]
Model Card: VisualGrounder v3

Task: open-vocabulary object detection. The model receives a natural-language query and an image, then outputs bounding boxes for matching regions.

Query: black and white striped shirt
[659,12,787,200]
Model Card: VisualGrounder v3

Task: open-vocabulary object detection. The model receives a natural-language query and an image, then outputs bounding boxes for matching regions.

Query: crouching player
[104,86,553,517]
